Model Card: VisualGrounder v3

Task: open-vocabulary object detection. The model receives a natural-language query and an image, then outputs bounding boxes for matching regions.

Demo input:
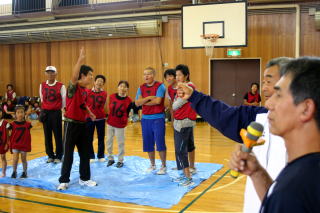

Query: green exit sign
[227,49,242,57]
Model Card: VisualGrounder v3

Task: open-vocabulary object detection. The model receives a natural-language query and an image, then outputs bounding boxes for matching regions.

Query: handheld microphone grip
[230,122,264,178]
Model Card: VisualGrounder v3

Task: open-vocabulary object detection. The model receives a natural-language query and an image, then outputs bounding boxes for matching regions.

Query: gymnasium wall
[0,12,319,100]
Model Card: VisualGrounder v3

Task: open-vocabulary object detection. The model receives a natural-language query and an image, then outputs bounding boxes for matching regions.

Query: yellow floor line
[0,185,178,212]
[186,175,245,196]
[0,185,242,213]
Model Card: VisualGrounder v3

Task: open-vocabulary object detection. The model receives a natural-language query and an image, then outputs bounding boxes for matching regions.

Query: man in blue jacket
[177,57,291,213]
[229,57,320,213]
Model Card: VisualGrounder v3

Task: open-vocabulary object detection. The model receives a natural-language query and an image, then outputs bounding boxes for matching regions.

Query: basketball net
[201,34,219,57]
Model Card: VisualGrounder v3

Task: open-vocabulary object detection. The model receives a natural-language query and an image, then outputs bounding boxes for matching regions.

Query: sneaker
[20,172,27,178]
[57,182,69,190]
[116,162,124,168]
[46,158,54,163]
[156,166,167,175]
[107,160,115,167]
[98,158,106,162]
[54,159,61,164]
[179,178,195,187]
[146,165,156,173]
[79,179,97,187]
[172,175,186,182]
[189,167,197,175]
[90,159,96,163]
[11,171,17,179]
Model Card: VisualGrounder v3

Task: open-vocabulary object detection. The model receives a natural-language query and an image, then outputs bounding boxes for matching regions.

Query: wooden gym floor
[0,121,245,213]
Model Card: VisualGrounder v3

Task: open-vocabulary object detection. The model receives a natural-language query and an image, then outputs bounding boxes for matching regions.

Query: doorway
[210,58,261,106]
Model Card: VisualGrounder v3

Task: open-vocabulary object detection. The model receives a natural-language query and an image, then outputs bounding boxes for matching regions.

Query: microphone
[230,121,264,178]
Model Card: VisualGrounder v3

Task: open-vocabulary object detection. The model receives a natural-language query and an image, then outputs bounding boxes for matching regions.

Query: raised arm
[71,47,86,85]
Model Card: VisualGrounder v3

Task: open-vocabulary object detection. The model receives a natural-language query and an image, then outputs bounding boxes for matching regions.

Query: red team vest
[4,103,15,112]
[246,92,260,103]
[167,84,177,101]
[140,81,165,115]
[173,82,197,121]
[6,90,15,101]
[86,89,107,119]
[107,93,132,128]
[10,121,32,152]
[0,120,9,154]
[65,84,88,122]
[41,82,63,110]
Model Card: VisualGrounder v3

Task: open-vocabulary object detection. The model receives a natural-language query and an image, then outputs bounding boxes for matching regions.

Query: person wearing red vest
[8,105,32,179]
[86,75,107,162]
[0,108,10,177]
[106,80,133,168]
[243,83,261,106]
[135,67,167,175]
[4,84,17,103]
[39,66,66,163]
[164,69,177,123]
[57,48,97,190]
[2,99,15,119]
[172,64,197,187]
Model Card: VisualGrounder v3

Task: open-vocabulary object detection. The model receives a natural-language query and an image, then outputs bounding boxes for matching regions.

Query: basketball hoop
[201,34,220,57]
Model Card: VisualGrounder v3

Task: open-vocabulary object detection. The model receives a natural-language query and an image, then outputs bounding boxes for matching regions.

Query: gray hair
[266,57,293,77]
[144,67,156,75]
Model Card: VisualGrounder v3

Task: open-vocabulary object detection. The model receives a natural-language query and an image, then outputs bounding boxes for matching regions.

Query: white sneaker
[79,179,97,187]
[90,159,96,163]
[54,159,61,164]
[46,158,54,163]
[157,166,167,175]
[57,183,69,190]
[146,165,156,173]
[179,178,195,187]
[189,167,197,175]
[98,158,106,162]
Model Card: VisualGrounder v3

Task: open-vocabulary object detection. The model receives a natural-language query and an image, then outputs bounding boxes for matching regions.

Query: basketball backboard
[182,1,247,49]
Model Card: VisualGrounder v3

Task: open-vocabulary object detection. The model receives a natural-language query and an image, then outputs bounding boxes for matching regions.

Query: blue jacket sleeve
[188,90,268,143]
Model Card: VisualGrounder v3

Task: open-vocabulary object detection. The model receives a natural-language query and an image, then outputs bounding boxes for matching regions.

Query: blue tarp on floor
[0,154,223,208]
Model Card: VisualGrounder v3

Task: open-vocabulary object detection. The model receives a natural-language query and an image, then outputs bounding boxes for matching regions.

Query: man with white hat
[39,66,66,163]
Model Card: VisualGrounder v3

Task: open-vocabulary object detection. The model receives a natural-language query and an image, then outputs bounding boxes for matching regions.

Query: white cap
[45,66,57,72]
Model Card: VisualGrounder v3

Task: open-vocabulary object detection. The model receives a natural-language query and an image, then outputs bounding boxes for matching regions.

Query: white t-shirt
[243,113,287,213]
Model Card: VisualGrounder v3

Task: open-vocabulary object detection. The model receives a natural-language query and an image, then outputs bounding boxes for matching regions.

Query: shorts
[12,149,26,154]
[141,118,166,152]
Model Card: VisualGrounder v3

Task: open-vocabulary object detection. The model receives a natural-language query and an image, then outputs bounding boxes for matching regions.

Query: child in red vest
[5,84,17,103]
[8,105,32,178]
[0,107,10,177]
[243,82,261,106]
[106,81,133,168]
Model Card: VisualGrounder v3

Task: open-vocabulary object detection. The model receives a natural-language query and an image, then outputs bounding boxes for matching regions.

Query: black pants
[174,127,195,170]
[87,119,105,159]
[42,110,63,159]
[59,121,90,183]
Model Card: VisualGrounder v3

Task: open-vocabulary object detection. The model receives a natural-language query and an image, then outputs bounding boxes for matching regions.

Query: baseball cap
[45,66,57,73]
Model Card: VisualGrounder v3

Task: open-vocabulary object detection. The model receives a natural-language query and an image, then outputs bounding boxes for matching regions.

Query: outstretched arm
[177,83,268,143]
